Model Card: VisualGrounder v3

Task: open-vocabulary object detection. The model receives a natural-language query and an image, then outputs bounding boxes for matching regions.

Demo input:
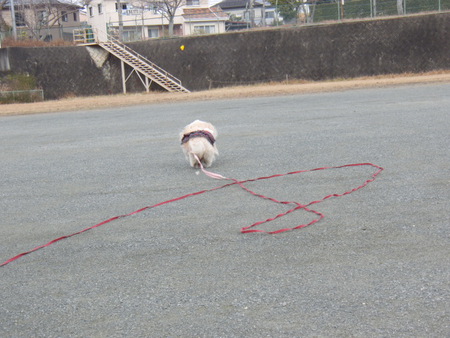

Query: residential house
[1,0,83,41]
[85,0,229,41]
[183,7,229,36]
[217,0,280,30]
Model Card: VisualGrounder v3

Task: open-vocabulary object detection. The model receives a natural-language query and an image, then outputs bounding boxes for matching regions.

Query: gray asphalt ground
[1,82,449,337]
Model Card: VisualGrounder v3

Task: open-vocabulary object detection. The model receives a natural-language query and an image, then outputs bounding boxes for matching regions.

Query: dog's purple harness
[181,130,215,146]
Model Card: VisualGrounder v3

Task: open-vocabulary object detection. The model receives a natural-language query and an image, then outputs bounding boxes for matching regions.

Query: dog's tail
[189,139,207,158]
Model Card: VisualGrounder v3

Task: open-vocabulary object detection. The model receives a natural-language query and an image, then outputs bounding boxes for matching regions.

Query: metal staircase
[74,29,190,94]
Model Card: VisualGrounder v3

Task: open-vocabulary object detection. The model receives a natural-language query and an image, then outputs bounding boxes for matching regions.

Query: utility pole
[10,0,18,39]
[116,0,124,41]
[261,0,266,27]
[275,0,279,26]
[249,0,255,28]
[397,0,404,15]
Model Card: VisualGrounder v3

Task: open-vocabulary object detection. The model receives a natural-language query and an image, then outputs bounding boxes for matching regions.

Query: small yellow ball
[180,45,185,51]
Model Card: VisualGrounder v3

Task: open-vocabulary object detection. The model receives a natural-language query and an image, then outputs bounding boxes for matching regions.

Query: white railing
[73,28,188,92]
[102,32,185,88]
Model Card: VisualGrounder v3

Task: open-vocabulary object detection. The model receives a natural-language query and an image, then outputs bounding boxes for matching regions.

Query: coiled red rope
[1,162,383,267]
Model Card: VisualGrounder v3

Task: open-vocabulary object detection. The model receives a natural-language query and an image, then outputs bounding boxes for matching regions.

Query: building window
[115,3,128,11]
[39,10,48,24]
[193,25,215,34]
[73,12,78,21]
[89,6,93,17]
[62,11,68,22]
[98,4,103,14]
[15,12,25,26]
[186,0,200,6]
[148,28,159,38]
[265,11,275,19]
[152,5,158,14]
[122,28,140,42]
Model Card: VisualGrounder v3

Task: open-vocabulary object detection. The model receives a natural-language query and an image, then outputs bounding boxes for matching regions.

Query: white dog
[180,120,219,168]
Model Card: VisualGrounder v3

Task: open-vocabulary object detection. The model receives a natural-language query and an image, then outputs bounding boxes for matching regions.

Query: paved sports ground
[1,82,449,336]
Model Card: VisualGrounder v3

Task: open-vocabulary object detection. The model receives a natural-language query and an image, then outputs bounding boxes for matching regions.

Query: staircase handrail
[103,32,184,87]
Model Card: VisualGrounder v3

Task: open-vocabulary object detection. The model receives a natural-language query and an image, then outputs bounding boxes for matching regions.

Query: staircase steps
[99,39,190,93]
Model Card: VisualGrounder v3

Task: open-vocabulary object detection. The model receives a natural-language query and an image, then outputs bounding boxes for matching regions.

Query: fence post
[121,60,126,94]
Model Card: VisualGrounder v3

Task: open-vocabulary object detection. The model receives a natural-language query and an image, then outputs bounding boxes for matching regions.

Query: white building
[86,0,229,41]
[2,0,83,41]
[217,0,279,28]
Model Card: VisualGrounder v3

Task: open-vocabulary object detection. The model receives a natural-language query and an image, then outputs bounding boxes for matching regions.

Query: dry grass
[1,71,450,117]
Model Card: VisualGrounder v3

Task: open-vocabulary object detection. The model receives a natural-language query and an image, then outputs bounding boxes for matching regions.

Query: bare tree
[0,0,9,31]
[3,0,89,40]
[147,0,185,37]
[308,0,318,23]
[276,0,311,24]
[128,0,149,40]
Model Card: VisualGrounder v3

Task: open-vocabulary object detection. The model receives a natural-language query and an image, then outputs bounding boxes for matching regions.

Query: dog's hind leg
[189,153,200,167]
[203,154,214,168]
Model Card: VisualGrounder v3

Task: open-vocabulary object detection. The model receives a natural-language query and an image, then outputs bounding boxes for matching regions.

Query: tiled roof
[4,0,80,8]
[217,0,267,9]
[183,6,229,19]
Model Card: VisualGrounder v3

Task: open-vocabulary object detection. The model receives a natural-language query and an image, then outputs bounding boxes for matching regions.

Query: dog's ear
[179,132,184,141]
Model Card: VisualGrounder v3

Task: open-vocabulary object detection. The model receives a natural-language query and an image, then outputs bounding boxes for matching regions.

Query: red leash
[0,162,383,267]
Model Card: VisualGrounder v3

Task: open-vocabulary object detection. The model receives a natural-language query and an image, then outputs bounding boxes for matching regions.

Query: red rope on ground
[0,162,383,267]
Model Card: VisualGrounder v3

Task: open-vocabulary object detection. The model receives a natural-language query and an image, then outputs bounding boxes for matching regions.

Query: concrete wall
[1,46,119,99]
[1,12,449,100]
[0,48,10,71]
